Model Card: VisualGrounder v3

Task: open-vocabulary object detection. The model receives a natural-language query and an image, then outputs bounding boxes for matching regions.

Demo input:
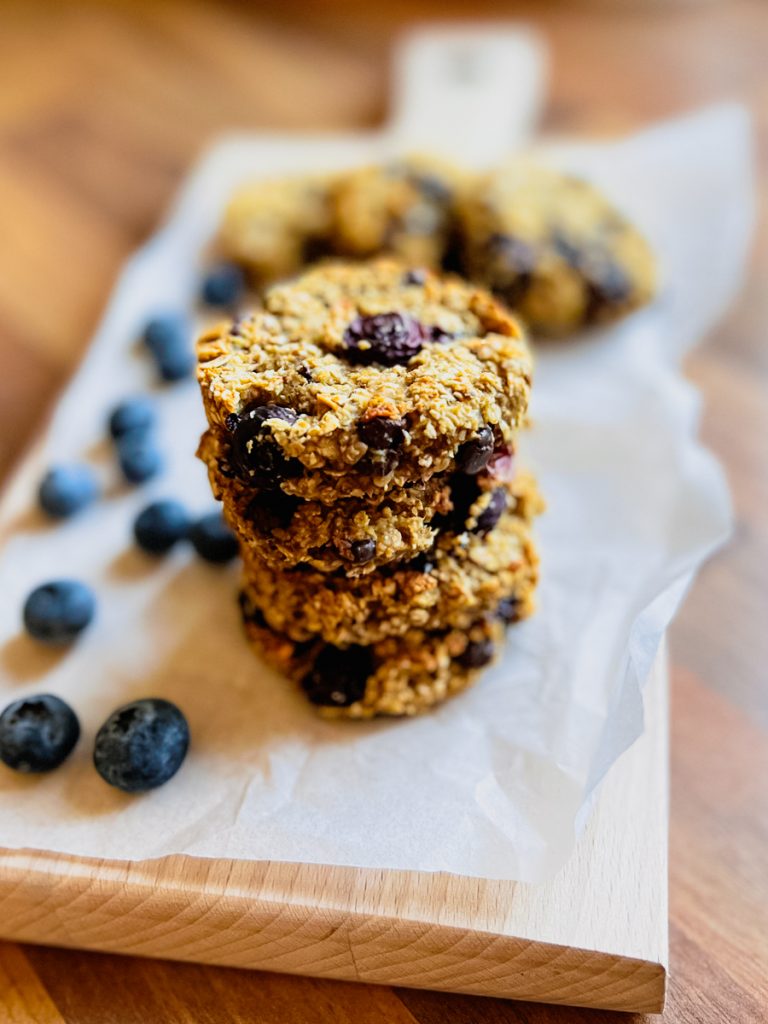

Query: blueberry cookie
[241,608,506,718]
[196,260,532,503]
[220,174,334,286]
[458,161,656,335]
[199,426,454,574]
[331,155,464,269]
[239,472,541,647]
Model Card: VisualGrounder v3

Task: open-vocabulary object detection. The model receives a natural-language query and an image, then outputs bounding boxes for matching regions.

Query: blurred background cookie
[458,160,656,334]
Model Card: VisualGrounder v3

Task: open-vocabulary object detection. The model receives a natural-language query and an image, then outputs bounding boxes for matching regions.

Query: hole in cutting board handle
[386,26,547,167]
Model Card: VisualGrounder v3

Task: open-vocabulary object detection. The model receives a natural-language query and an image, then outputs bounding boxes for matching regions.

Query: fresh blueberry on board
[142,313,188,356]
[117,435,163,484]
[108,397,156,441]
[133,500,190,555]
[23,580,96,645]
[0,694,81,773]
[38,465,98,518]
[156,342,195,383]
[93,698,189,793]
[200,262,245,308]
[189,511,239,563]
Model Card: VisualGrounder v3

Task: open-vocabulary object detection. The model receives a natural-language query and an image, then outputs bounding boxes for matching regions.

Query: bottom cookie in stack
[239,598,509,719]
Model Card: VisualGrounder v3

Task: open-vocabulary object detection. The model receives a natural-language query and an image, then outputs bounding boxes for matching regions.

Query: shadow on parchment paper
[106,544,172,582]
[54,555,402,819]
[0,632,70,682]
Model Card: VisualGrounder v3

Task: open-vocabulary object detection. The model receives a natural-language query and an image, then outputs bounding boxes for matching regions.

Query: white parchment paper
[0,105,753,882]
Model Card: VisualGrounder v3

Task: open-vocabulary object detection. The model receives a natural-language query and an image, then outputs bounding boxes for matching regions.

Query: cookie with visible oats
[220,174,334,286]
[199,424,451,574]
[196,259,532,504]
[331,155,465,269]
[240,603,506,719]
[458,160,656,335]
[239,471,541,648]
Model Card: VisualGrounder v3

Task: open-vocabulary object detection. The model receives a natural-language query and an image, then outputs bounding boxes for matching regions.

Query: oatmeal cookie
[458,160,656,335]
[239,472,541,647]
[331,155,464,268]
[199,426,451,574]
[220,174,334,285]
[196,260,532,503]
[241,607,506,718]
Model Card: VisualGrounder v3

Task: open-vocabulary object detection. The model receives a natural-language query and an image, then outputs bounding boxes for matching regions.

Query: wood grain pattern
[0,1,766,1021]
[0,660,667,1013]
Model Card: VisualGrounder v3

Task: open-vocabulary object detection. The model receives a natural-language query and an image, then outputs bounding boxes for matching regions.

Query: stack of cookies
[196,260,542,717]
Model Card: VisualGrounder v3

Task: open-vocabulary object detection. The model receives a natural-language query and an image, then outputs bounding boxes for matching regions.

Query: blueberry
[487,233,537,305]
[245,490,301,530]
[23,580,95,645]
[200,262,245,308]
[117,436,163,484]
[0,695,80,773]
[140,313,194,381]
[365,449,400,478]
[157,342,194,383]
[349,538,376,565]
[438,474,481,533]
[488,232,536,269]
[38,465,98,519]
[93,698,189,793]
[142,313,188,356]
[108,397,156,441]
[497,596,521,624]
[585,259,632,320]
[357,416,406,451]
[403,268,427,286]
[301,644,373,707]
[456,425,494,475]
[231,403,299,488]
[343,313,439,366]
[411,172,453,204]
[238,403,297,431]
[553,232,583,268]
[406,552,435,574]
[238,590,267,629]
[473,488,507,535]
[457,637,494,669]
[133,500,190,555]
[190,512,238,563]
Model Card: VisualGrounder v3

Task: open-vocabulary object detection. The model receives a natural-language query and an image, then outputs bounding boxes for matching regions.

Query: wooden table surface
[0,1,766,1021]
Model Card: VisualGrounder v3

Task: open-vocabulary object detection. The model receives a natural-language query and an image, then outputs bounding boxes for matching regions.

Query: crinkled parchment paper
[0,105,753,882]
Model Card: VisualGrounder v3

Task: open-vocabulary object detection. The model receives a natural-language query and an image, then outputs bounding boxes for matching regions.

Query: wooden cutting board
[0,653,667,1013]
[0,29,667,1013]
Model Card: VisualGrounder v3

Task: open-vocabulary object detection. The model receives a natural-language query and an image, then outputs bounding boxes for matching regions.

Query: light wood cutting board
[0,28,667,1013]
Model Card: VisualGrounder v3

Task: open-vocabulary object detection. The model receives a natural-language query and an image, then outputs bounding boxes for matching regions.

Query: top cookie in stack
[197,259,532,509]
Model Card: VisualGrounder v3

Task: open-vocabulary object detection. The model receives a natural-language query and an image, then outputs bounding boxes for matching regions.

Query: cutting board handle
[387,25,547,166]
